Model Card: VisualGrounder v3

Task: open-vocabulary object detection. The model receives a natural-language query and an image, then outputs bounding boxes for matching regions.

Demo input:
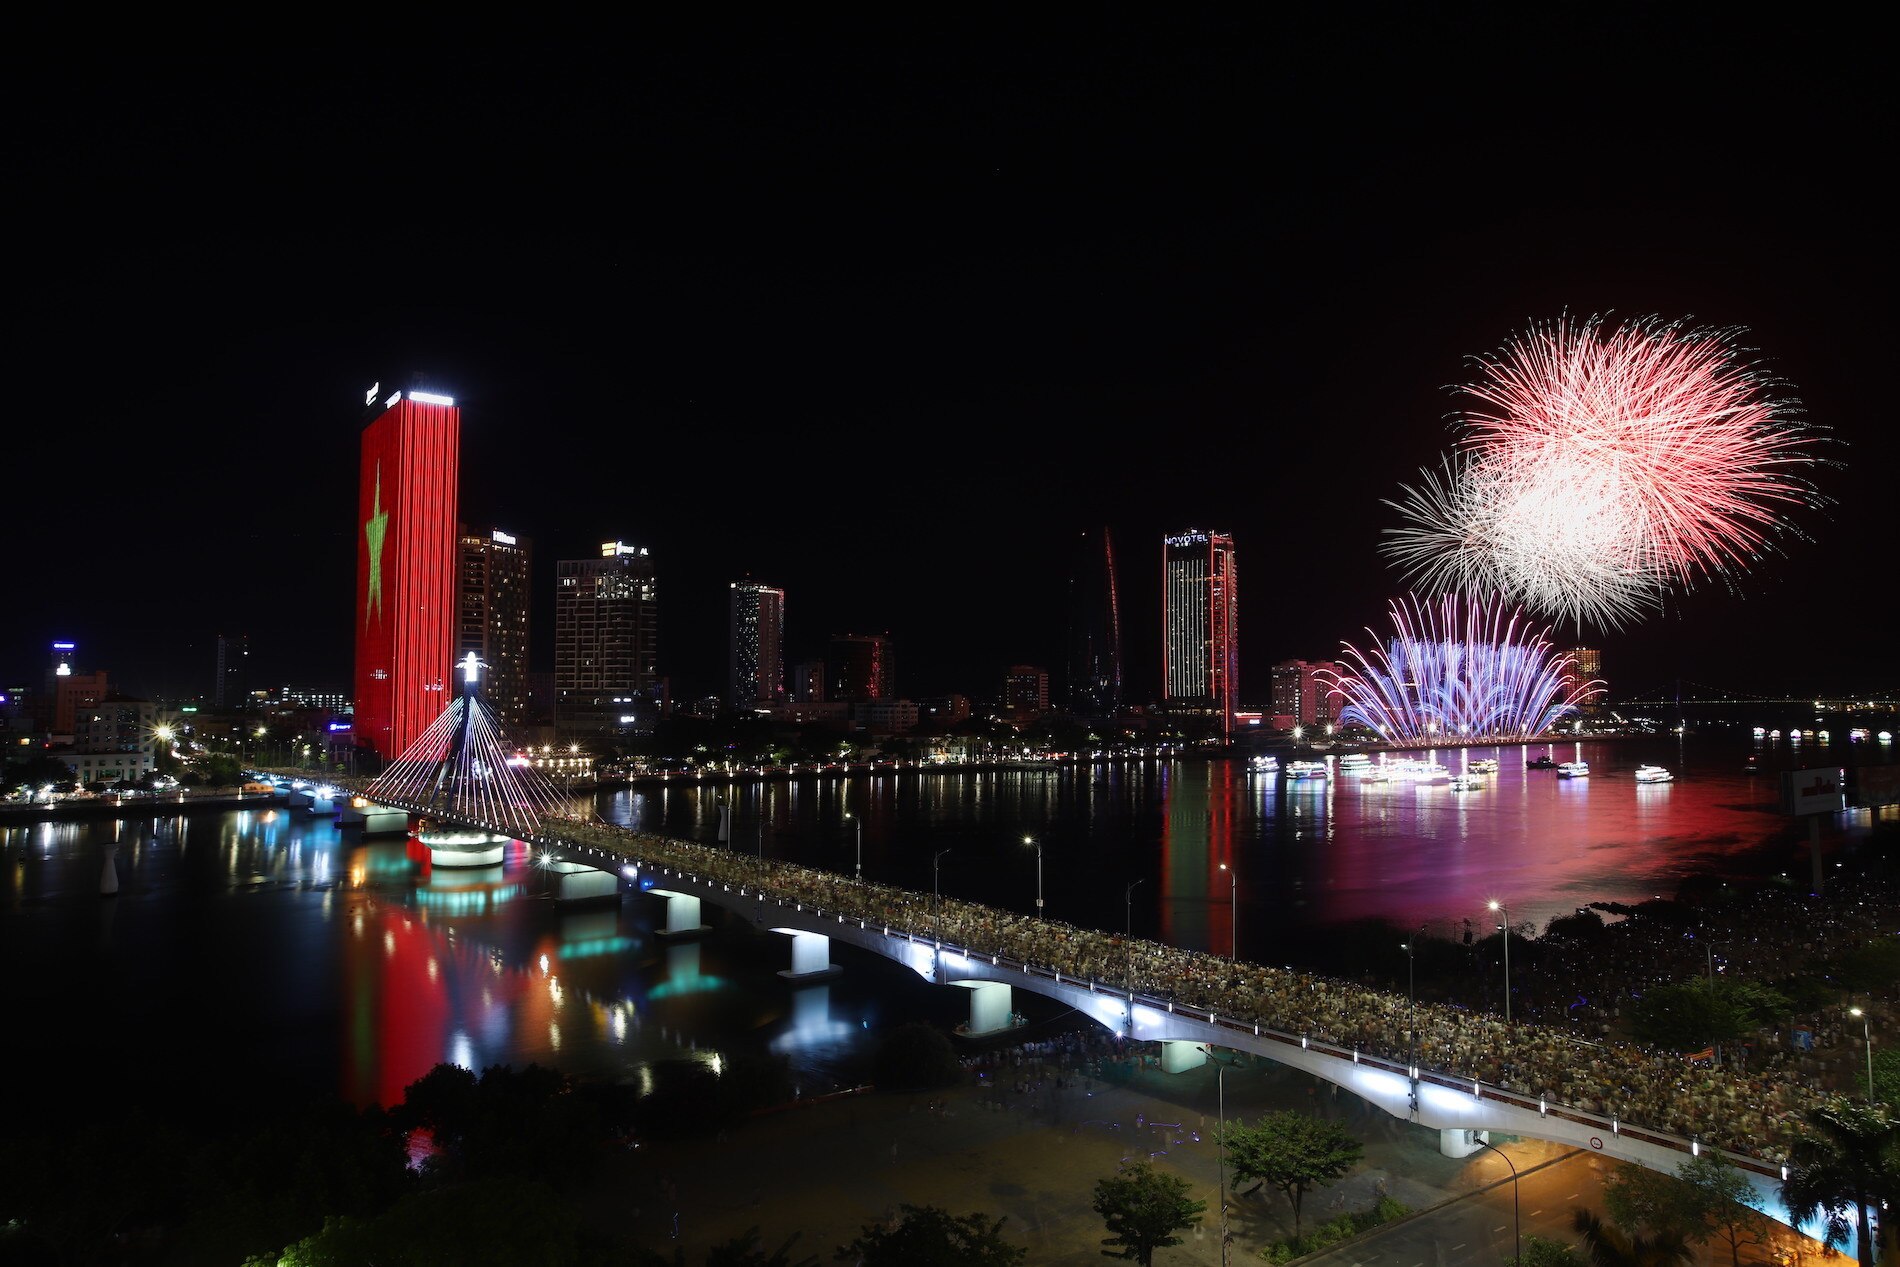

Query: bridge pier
[1160,1040,1209,1073]
[647,889,711,938]
[948,981,1014,1037]
[1439,1127,1488,1158]
[770,928,841,981]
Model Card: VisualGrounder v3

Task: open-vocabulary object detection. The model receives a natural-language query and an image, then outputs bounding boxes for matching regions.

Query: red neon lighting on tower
[354,390,460,765]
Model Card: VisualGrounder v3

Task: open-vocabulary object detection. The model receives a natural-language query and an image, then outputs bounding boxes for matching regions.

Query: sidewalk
[582,1051,1581,1263]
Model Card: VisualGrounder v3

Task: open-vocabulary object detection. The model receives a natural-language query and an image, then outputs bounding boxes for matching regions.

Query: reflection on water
[1,738,1889,1124]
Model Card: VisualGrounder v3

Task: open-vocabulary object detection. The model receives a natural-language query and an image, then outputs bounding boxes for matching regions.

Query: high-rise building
[1567,646,1605,711]
[1270,659,1341,731]
[1162,529,1239,738]
[828,633,892,703]
[1066,527,1122,717]
[728,581,786,713]
[791,661,825,704]
[353,384,460,765]
[554,541,659,735]
[215,633,249,709]
[1004,665,1049,719]
[459,526,532,726]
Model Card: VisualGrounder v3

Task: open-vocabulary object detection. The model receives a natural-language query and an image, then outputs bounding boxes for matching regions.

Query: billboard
[1780,767,1846,816]
[354,391,460,763]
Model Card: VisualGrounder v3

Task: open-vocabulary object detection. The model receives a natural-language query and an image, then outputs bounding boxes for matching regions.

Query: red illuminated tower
[1162,528,1238,740]
[354,384,460,765]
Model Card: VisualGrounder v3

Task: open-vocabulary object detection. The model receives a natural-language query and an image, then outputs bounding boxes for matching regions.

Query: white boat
[1633,764,1673,784]
[1446,773,1481,790]
[1249,755,1280,774]
[1469,758,1499,773]
[1284,760,1329,781]
[1338,753,1372,770]
[1557,761,1590,778]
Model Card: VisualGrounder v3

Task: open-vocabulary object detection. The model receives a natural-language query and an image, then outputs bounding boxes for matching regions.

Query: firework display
[1319,592,1602,743]
[1382,314,1827,629]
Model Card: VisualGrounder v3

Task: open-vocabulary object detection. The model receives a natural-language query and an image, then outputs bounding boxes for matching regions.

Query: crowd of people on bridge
[533,813,1865,1164]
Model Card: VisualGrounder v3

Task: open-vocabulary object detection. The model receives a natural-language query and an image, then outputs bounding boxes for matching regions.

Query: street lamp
[1487,899,1512,1025]
[1023,834,1043,919]
[1472,1133,1520,1266]
[933,849,953,935]
[1126,877,1146,937]
[1848,1007,1875,1102]
[1219,863,1236,962]
[845,810,862,881]
[1197,1044,1232,1267]
[1400,929,1425,1068]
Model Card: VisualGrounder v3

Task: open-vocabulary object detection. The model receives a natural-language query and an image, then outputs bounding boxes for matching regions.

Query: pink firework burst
[1384,314,1832,629]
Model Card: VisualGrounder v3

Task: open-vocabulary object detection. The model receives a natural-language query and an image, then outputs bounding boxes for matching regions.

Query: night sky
[12,17,1892,707]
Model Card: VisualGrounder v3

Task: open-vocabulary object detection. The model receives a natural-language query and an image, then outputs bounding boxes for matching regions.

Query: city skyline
[9,21,1893,707]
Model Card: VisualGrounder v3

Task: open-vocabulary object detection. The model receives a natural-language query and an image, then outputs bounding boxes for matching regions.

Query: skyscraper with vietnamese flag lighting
[353,382,460,766]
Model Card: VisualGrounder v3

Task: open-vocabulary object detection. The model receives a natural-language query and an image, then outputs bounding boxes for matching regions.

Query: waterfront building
[918,694,972,729]
[1067,526,1123,717]
[828,633,892,703]
[459,526,532,727]
[214,633,249,709]
[1567,646,1606,712]
[1003,665,1049,720]
[1270,659,1342,731]
[353,384,460,765]
[792,661,825,703]
[853,698,919,735]
[554,541,659,736]
[54,669,110,741]
[729,581,786,713]
[1162,528,1239,738]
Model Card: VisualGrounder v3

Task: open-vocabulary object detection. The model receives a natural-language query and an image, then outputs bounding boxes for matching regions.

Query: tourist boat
[1284,760,1329,781]
[1633,764,1674,784]
[1249,755,1280,774]
[1446,773,1481,791]
[1469,758,1499,773]
[1557,761,1590,778]
[1526,755,1557,770]
[1337,753,1372,770]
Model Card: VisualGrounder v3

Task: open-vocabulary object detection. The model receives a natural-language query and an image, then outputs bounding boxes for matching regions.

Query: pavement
[579,1047,1710,1264]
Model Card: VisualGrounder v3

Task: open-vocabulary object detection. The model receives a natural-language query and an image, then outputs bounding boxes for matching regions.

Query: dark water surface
[3,736,1889,1128]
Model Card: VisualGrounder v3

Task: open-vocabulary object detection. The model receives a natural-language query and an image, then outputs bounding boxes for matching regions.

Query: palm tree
[1571,1208,1693,1266]
[1779,1098,1898,1267]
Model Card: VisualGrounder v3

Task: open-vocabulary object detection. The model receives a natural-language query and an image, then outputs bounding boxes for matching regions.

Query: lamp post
[846,810,862,881]
[1487,899,1512,1025]
[1400,931,1421,1069]
[1219,863,1236,962]
[1023,834,1044,919]
[1126,877,1146,937]
[1472,1134,1520,1266]
[933,849,953,936]
[1849,1007,1875,1102]
[1197,1045,1232,1267]
[1705,941,1725,1067]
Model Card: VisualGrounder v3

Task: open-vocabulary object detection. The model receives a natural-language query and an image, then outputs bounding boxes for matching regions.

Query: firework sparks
[1382,314,1830,629]
[1319,592,1603,744]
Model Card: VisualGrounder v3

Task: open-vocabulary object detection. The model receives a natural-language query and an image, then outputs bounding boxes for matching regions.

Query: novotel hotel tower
[353,383,461,765]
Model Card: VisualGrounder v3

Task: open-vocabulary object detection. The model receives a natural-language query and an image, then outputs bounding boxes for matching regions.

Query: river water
[3,736,1889,1130]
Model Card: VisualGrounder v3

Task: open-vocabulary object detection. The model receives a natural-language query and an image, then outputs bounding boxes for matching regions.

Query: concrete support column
[770,929,839,981]
[950,981,1013,1036]
[1161,1040,1209,1073]
[651,889,711,938]
[1440,1127,1487,1158]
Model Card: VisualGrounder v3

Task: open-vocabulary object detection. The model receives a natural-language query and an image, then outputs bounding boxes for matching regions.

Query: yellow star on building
[365,463,389,628]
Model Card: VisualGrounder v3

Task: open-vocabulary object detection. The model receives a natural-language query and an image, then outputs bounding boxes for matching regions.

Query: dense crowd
[530,813,1884,1163]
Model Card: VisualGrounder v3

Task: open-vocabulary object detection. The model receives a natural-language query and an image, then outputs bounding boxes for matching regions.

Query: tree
[1601,1164,1695,1243]
[1780,1098,1898,1267]
[1091,1163,1204,1266]
[1516,1236,1584,1267]
[872,1021,962,1091]
[1571,1208,1693,1266]
[1872,1047,1900,1109]
[1625,979,1788,1052]
[1674,1155,1773,1267]
[835,1204,1024,1265]
[707,1226,819,1266]
[1222,1110,1364,1238]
